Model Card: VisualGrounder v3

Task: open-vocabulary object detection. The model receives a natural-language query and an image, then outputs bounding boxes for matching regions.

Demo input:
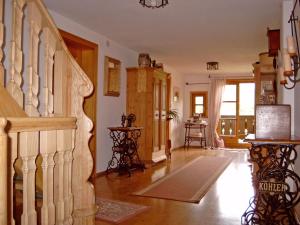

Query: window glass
[222,85,236,101]
[195,96,203,104]
[195,105,204,114]
[239,83,255,115]
[220,102,236,116]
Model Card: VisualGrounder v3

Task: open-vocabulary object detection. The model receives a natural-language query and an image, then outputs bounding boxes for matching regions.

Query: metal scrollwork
[106,127,145,176]
[242,143,300,225]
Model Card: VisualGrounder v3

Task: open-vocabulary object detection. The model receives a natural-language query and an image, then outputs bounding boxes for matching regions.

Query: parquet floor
[94,148,254,225]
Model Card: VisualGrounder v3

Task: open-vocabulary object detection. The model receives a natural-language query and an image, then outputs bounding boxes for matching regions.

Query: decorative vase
[138,53,151,67]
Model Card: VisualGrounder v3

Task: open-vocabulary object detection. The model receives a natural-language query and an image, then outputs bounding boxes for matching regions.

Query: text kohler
[259,181,286,193]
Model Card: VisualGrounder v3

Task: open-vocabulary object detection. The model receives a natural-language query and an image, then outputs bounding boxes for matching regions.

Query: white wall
[164,65,185,149]
[48,10,139,172]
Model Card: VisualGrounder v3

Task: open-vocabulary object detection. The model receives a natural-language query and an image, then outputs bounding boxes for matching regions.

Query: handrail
[6,117,77,132]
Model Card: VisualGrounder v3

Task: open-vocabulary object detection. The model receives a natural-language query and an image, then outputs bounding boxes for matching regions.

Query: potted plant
[167,109,179,122]
[166,109,179,159]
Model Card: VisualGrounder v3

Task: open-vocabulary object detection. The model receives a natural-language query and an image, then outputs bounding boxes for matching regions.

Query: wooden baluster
[68,130,75,224]
[40,130,56,225]
[8,132,18,225]
[0,0,4,86]
[0,118,7,225]
[43,28,56,117]
[25,2,41,116]
[7,0,25,107]
[20,131,39,225]
[60,129,74,225]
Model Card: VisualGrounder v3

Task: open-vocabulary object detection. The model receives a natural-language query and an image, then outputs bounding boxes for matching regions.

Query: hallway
[95,149,254,225]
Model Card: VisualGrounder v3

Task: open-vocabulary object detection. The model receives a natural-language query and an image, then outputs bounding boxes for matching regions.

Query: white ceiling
[43,0,282,76]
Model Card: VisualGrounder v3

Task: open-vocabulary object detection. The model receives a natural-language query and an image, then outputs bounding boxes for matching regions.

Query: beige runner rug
[134,156,232,203]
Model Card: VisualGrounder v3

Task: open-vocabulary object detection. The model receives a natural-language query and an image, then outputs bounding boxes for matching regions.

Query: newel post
[0,118,8,225]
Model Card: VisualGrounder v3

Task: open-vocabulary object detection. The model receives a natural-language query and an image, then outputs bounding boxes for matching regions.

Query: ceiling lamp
[277,0,300,89]
[207,62,219,70]
[139,0,169,9]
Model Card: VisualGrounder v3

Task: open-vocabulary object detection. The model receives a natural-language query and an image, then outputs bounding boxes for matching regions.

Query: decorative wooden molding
[7,0,25,107]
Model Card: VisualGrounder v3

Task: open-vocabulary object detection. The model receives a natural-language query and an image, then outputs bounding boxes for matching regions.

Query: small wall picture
[104,56,121,96]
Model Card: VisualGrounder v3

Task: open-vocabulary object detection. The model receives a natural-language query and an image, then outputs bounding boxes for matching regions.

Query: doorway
[59,29,98,181]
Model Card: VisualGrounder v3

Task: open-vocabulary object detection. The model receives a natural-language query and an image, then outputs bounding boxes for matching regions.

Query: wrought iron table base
[242,143,300,225]
[106,127,145,176]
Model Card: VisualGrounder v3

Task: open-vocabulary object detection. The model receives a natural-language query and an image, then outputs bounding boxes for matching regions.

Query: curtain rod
[185,74,253,85]
[185,82,209,85]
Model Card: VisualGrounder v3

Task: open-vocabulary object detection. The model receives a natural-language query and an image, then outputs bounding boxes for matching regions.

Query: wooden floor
[94,148,254,225]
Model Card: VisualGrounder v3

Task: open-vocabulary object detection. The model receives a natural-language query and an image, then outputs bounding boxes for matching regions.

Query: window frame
[190,91,208,118]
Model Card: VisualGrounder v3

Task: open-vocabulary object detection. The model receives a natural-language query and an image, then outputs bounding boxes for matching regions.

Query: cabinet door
[153,77,160,152]
[153,77,167,152]
[160,79,167,151]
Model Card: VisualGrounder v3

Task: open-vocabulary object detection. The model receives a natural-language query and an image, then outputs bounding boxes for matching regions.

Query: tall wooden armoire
[126,67,168,163]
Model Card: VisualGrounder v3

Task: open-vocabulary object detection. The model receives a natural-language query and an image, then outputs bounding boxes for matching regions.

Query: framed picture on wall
[104,56,121,96]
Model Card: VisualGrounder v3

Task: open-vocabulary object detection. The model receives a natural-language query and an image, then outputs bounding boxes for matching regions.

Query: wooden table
[106,126,145,176]
[183,121,207,149]
[242,134,300,225]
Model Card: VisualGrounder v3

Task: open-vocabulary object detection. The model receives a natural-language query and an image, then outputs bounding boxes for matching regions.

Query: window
[190,92,208,118]
[218,80,255,147]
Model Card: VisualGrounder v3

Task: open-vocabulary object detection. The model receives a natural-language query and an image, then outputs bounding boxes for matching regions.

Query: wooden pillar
[0,118,7,225]
[54,129,75,225]
[8,132,18,225]
[20,131,39,225]
[40,130,57,225]
[7,0,25,107]
[25,2,42,116]
[43,28,56,117]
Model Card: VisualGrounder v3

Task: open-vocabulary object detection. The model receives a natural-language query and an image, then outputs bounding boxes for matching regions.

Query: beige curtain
[208,79,225,147]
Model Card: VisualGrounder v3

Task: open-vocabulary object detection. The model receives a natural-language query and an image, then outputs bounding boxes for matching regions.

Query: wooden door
[59,30,98,182]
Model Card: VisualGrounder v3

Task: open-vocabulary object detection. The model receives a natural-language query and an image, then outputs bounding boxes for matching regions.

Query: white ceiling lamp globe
[151,0,157,7]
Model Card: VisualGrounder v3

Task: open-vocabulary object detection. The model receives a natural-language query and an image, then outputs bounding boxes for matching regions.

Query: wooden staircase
[0,0,97,224]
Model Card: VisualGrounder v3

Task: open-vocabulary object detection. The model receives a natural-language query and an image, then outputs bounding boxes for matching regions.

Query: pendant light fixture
[139,0,169,9]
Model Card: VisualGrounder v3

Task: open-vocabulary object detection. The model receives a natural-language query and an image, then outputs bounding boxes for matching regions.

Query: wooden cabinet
[253,52,277,105]
[126,67,168,163]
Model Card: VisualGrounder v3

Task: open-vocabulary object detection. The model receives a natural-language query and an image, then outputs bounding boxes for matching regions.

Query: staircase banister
[6,116,77,132]
[34,0,94,97]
